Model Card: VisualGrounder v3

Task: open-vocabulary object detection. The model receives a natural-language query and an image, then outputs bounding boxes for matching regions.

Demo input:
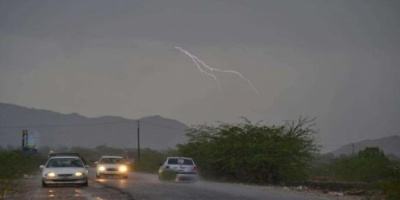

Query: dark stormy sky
[1,0,399,151]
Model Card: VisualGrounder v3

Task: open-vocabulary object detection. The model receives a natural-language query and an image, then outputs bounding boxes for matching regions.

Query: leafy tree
[332,147,394,182]
[178,117,320,184]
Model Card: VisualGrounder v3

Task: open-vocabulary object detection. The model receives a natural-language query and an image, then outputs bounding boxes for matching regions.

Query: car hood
[98,164,125,168]
[42,167,86,175]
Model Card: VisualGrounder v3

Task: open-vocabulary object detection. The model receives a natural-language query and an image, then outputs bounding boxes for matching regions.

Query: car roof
[100,155,124,158]
[49,152,80,157]
[49,156,81,159]
[167,157,193,160]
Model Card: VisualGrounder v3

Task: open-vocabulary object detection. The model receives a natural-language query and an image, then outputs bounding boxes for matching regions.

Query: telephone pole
[137,120,140,163]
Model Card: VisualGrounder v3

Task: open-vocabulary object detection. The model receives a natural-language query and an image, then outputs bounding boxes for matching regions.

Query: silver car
[158,157,198,182]
[40,156,89,187]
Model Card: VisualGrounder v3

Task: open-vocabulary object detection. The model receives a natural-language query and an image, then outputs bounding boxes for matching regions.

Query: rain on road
[9,169,354,200]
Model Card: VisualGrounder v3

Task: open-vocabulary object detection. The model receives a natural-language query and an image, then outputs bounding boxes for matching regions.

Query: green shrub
[178,117,319,184]
[384,180,400,200]
[0,150,46,199]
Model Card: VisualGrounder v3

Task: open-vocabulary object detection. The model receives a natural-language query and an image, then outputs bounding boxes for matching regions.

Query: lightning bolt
[175,47,221,91]
[175,47,259,94]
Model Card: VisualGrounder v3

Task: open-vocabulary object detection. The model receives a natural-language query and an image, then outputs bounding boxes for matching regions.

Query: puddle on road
[5,175,134,200]
[39,184,133,200]
[38,187,87,199]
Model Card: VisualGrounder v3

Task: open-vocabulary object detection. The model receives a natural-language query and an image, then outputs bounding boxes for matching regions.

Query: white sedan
[95,156,129,179]
[40,156,89,187]
[158,157,198,182]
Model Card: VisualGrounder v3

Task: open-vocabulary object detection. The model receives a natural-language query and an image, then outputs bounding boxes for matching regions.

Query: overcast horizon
[1,0,399,152]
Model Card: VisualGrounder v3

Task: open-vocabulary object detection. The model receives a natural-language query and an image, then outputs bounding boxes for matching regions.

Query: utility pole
[137,120,140,163]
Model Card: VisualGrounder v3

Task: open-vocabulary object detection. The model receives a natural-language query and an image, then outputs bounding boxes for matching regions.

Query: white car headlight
[119,165,127,172]
[47,172,56,177]
[75,172,83,177]
[98,166,105,171]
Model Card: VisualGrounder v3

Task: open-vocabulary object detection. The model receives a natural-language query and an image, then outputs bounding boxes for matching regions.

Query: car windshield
[46,158,84,168]
[100,158,125,164]
[168,158,193,165]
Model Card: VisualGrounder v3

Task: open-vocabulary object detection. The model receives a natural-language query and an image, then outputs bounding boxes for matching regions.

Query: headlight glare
[119,165,127,172]
[98,166,105,171]
[75,172,83,176]
[47,172,56,177]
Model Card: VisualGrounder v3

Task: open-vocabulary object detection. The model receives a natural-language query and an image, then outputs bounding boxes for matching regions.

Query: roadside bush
[314,147,400,199]
[178,117,320,184]
[0,150,46,179]
[0,150,46,199]
[380,161,400,200]
[332,147,394,182]
[383,180,400,200]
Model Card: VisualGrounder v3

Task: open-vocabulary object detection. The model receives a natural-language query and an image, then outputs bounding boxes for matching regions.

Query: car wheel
[82,180,88,187]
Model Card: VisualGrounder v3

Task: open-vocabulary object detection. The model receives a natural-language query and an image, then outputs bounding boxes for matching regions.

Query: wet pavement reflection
[5,174,133,200]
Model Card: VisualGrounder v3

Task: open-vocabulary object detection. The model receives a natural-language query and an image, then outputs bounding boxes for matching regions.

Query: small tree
[178,117,320,184]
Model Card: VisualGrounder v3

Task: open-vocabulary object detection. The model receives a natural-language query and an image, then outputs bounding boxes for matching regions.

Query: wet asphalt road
[8,169,346,200]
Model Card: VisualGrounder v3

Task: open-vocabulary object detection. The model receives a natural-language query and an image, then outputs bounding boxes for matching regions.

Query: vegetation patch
[0,149,46,199]
[309,147,400,199]
[178,117,320,184]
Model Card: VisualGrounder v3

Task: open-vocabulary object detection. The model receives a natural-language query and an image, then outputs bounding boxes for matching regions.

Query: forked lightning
[175,47,259,94]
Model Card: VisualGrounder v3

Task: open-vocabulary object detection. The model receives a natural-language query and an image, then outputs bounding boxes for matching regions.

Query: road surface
[6,169,359,200]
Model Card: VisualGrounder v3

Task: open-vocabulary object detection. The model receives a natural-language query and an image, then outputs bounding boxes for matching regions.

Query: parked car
[158,157,197,182]
[40,155,89,187]
[95,156,129,179]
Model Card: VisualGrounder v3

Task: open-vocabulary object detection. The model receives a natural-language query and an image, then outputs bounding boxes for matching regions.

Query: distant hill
[329,135,400,157]
[0,103,189,150]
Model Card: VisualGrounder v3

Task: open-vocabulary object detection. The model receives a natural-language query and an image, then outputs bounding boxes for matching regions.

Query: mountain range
[0,103,189,150]
[329,135,400,157]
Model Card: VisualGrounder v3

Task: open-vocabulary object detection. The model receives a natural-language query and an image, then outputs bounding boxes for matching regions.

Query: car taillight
[192,167,197,172]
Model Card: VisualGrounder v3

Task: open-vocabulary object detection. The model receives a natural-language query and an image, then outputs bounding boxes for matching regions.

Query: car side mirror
[39,165,45,169]
[95,161,98,165]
